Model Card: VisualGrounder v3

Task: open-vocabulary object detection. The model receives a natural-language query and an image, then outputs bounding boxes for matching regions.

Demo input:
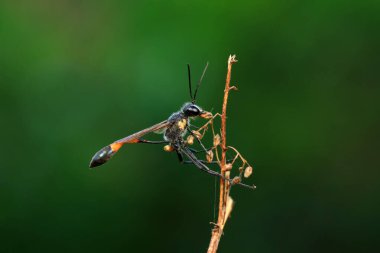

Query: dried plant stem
[207,55,238,253]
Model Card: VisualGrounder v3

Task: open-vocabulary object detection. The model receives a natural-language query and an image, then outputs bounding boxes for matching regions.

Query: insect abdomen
[89,142,122,168]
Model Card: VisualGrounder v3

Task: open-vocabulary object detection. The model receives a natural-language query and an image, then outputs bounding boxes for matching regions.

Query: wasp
[89,63,253,189]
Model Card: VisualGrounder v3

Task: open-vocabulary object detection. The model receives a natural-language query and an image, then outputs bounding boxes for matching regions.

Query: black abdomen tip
[89,145,114,168]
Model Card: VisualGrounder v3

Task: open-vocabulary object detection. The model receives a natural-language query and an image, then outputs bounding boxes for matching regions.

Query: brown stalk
[207,55,238,253]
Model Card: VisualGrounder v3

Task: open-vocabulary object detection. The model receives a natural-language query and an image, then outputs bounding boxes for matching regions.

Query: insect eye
[185,105,200,116]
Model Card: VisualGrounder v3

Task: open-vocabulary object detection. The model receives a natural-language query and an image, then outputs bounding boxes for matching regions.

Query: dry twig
[206,55,239,253]
[188,55,255,252]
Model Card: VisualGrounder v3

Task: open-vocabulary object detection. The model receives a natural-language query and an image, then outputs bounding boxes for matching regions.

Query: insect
[89,63,253,189]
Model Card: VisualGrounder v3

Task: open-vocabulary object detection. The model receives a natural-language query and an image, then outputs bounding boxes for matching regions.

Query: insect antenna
[193,62,209,103]
[187,64,193,101]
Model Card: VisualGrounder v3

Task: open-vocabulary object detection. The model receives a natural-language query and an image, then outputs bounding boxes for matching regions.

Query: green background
[1,1,379,252]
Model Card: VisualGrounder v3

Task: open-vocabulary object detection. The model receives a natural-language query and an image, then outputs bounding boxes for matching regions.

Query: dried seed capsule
[201,111,213,119]
[225,163,232,171]
[192,130,202,139]
[213,134,221,147]
[232,176,241,185]
[186,135,194,145]
[163,145,174,152]
[206,150,214,163]
[244,166,253,178]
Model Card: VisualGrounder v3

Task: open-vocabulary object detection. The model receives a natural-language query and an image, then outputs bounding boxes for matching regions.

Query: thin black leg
[183,159,233,164]
[179,145,255,189]
[137,139,169,144]
[176,151,184,163]
[188,147,216,154]
[183,160,219,164]
[196,162,255,189]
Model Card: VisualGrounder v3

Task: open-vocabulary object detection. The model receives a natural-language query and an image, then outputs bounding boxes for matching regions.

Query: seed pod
[186,135,194,145]
[201,111,213,119]
[244,166,253,178]
[206,150,214,163]
[213,134,221,147]
[163,145,174,152]
[225,163,233,171]
[232,176,241,185]
[192,130,202,139]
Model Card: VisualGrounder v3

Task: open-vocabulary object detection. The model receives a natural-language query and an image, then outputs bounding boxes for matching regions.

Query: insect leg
[137,139,169,144]
[196,162,255,189]
[182,159,233,164]
[181,146,254,189]
[181,146,226,178]
[176,150,184,163]
[192,160,230,180]
[188,147,211,153]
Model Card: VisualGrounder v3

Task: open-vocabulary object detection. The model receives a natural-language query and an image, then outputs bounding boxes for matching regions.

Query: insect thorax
[164,112,189,142]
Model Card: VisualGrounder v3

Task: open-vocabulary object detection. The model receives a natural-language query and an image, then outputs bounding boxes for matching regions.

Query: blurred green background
[1,0,379,252]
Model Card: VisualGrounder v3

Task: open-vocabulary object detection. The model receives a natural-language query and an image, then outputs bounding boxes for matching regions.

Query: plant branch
[207,54,238,253]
